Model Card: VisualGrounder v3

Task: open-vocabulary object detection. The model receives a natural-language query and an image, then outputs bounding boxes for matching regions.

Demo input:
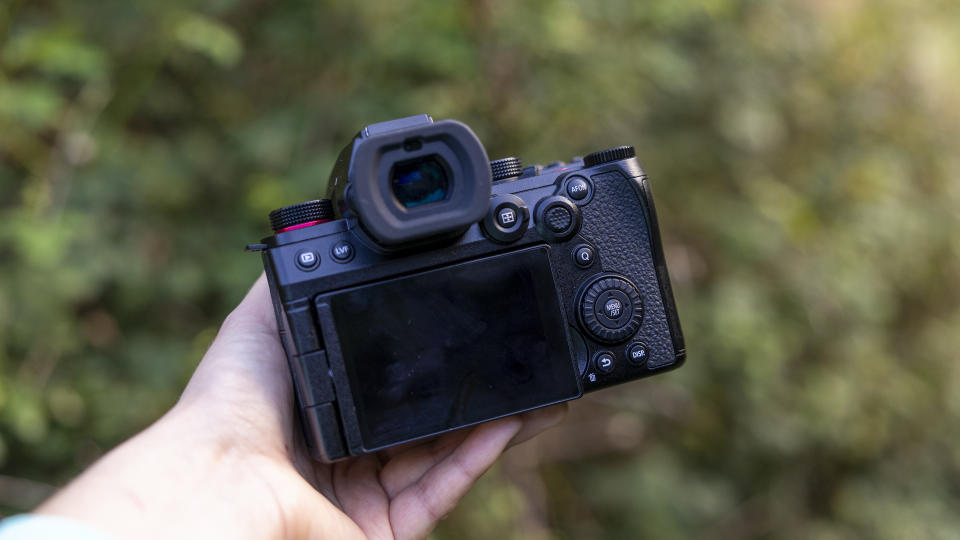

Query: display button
[497,205,519,227]
[595,352,615,374]
[566,177,590,200]
[574,245,595,268]
[295,249,320,270]
[626,342,648,366]
[330,241,354,263]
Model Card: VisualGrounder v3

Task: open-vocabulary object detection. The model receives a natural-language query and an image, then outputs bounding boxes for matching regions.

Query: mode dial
[490,157,523,181]
[269,199,335,233]
[583,145,636,168]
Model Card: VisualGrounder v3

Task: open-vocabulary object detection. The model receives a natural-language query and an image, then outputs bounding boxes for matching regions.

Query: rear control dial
[577,274,643,344]
[583,145,636,167]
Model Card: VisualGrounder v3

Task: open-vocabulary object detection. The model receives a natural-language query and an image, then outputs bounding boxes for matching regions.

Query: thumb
[176,273,294,433]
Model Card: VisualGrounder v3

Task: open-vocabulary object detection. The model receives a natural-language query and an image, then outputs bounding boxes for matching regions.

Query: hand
[38,274,567,539]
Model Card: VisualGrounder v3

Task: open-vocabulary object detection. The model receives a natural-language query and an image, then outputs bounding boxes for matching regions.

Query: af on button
[563,175,593,205]
[295,249,320,271]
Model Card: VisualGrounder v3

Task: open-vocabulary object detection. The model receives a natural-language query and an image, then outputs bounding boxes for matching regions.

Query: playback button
[295,249,320,271]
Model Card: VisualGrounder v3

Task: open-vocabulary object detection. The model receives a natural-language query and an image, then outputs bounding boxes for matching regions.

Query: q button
[573,244,595,268]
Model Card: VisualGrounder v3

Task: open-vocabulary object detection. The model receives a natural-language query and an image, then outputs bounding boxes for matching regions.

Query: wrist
[37,410,296,540]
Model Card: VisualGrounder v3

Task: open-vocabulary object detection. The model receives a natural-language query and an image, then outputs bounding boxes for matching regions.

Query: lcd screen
[327,246,581,450]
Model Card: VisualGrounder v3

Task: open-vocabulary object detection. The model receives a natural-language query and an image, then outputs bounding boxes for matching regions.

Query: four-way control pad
[577,274,644,344]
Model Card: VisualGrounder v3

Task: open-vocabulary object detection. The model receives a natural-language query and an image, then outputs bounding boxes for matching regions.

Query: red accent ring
[277,219,331,233]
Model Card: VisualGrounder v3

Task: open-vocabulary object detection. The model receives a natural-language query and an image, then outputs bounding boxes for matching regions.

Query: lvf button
[295,249,320,271]
[573,244,595,268]
[626,342,649,366]
[330,240,355,263]
[594,351,615,374]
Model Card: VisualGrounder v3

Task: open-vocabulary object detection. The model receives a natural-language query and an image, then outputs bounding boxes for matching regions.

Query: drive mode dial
[577,274,643,344]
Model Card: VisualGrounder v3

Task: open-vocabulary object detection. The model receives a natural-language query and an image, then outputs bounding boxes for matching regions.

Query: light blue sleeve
[0,515,115,540]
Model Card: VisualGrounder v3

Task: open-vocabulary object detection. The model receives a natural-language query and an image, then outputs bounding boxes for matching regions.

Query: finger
[388,416,522,540]
[380,403,568,498]
[202,272,281,365]
[174,273,294,456]
[378,429,470,498]
[508,403,568,448]
[332,455,393,540]
[180,273,286,400]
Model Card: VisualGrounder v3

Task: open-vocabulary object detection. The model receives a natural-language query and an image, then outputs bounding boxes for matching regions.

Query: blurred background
[1,0,959,537]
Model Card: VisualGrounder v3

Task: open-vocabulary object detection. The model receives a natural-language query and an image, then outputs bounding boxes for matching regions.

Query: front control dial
[577,274,643,344]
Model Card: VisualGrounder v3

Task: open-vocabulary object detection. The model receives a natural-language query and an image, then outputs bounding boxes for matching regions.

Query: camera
[247,114,686,461]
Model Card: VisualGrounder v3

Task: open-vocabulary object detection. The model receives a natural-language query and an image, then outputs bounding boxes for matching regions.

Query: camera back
[249,115,685,461]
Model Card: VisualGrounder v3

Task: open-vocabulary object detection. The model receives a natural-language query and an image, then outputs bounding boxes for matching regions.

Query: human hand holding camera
[35,274,567,540]
[22,115,683,540]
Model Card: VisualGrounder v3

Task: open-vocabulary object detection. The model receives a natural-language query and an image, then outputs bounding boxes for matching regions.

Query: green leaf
[170,12,243,68]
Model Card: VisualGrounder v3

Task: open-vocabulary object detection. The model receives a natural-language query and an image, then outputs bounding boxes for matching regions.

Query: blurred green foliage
[2,0,959,537]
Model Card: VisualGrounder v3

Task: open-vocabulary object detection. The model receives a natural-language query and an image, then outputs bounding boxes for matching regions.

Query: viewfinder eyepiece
[390,156,450,208]
[326,115,491,249]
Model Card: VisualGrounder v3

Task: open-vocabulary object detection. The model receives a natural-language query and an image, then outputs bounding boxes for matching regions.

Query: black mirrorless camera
[247,114,685,461]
